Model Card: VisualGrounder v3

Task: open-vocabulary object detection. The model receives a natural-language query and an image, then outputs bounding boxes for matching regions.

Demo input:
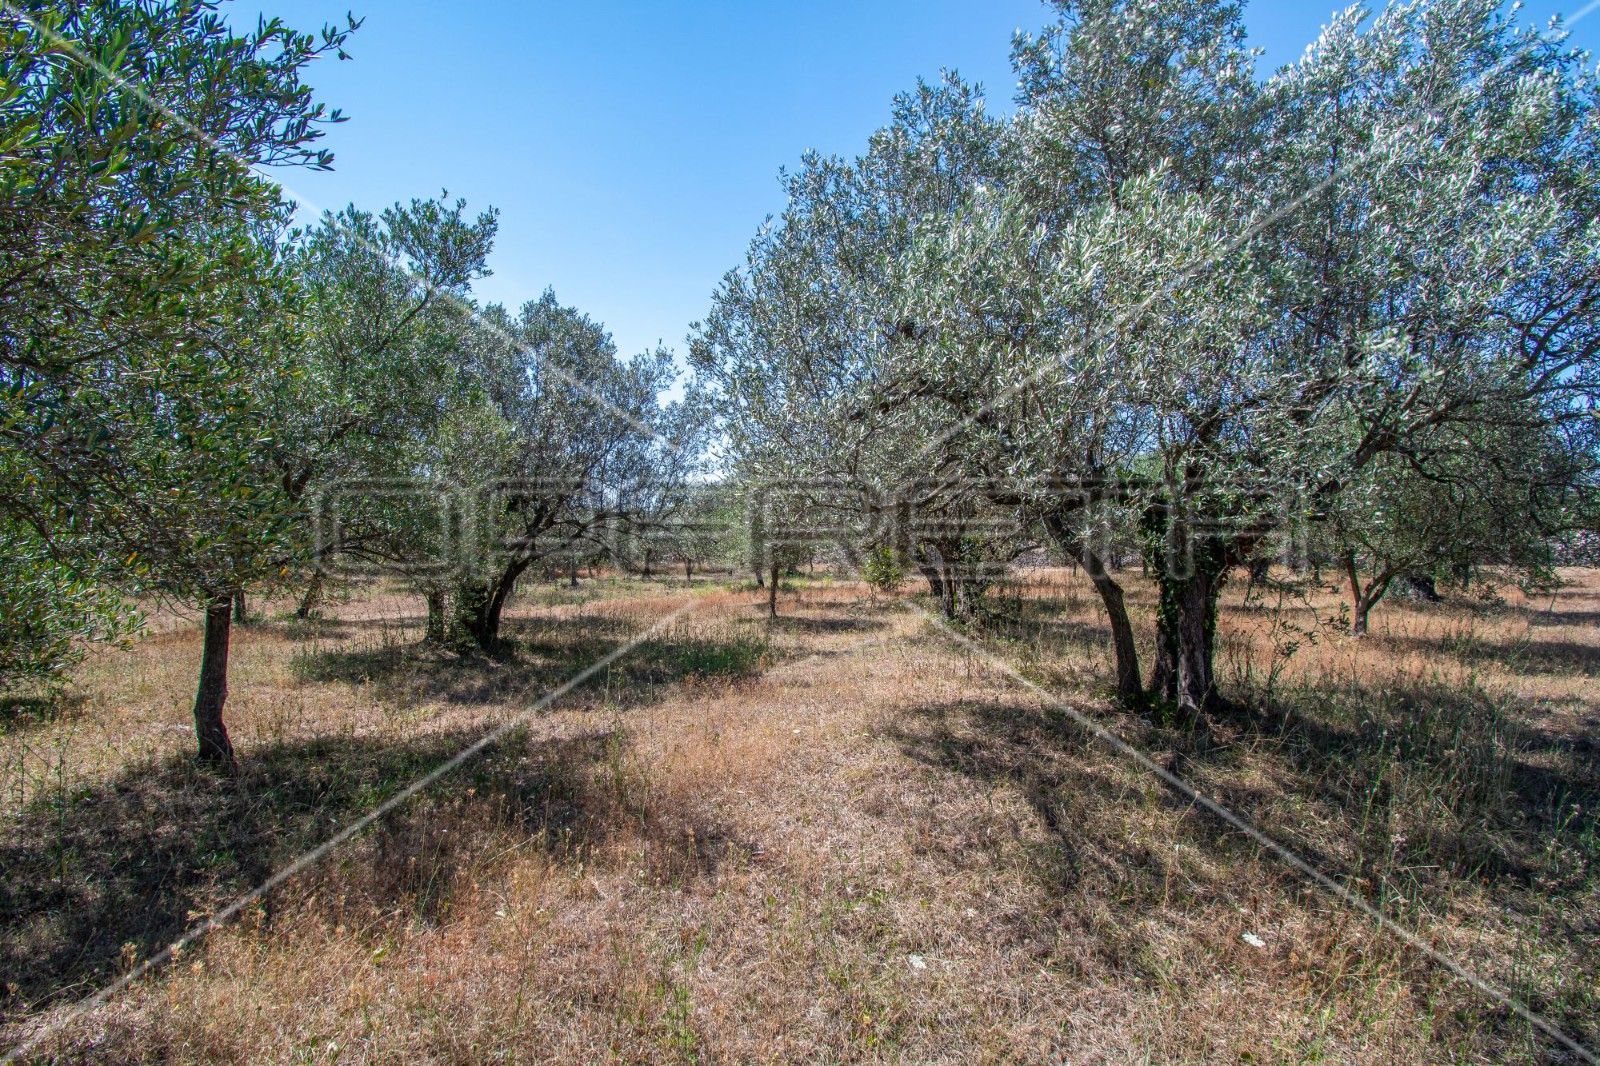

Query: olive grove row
[3,0,1598,766]
[692,0,1600,719]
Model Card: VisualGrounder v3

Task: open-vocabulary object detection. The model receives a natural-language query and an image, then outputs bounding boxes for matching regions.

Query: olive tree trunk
[1146,510,1231,724]
[1173,565,1224,721]
[296,571,324,619]
[456,558,532,650]
[1081,551,1141,704]
[1043,514,1142,705]
[1148,576,1179,703]
[914,552,946,606]
[193,596,237,771]
[914,541,984,622]
[1343,553,1396,637]
[424,587,452,644]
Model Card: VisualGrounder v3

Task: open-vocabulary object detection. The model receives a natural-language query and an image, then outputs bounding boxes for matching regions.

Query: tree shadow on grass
[0,693,86,736]
[1209,678,1600,1048]
[765,615,888,635]
[972,608,1120,669]
[1379,632,1600,678]
[1036,619,1116,658]
[271,615,359,639]
[1506,602,1600,628]
[888,690,1600,1053]
[883,697,1296,992]
[293,613,773,709]
[1212,676,1600,893]
[0,721,753,1023]
[888,699,1294,886]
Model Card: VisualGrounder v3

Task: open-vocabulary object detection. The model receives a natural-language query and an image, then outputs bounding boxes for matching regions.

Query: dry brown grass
[1,567,1595,1063]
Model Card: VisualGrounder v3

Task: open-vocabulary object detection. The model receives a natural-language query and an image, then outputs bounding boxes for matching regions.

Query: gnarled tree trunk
[1146,504,1232,724]
[915,540,986,622]
[1148,575,1179,703]
[914,550,946,606]
[193,596,236,771]
[455,558,532,651]
[1173,563,1224,720]
[455,581,496,649]
[1081,552,1141,704]
[1043,514,1142,705]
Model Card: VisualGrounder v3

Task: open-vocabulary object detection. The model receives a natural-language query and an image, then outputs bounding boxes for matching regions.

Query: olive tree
[692,76,1015,618]
[1325,415,1589,634]
[0,0,354,756]
[443,293,684,650]
[887,0,1260,699]
[272,195,496,615]
[896,0,1599,720]
[81,237,307,769]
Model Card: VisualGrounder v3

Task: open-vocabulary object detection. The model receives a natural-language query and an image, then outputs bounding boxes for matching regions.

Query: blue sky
[233,1,1600,368]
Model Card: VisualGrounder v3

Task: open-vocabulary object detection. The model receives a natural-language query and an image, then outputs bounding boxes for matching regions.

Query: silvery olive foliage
[274,196,498,518]
[700,0,1600,718]
[440,290,700,650]
[692,75,1025,618]
[276,194,497,628]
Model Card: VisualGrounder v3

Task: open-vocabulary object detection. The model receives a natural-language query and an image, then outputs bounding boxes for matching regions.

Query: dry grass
[1,567,1595,1062]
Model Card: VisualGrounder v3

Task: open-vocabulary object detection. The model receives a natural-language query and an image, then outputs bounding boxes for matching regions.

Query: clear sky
[230,1,1600,369]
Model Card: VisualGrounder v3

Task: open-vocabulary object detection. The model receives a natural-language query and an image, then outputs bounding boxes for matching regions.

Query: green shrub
[861,546,904,595]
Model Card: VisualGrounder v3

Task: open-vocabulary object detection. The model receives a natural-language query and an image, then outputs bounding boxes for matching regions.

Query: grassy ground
[1,567,1596,1063]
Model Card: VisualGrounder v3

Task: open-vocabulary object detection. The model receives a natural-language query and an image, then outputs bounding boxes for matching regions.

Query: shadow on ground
[887,670,1600,1051]
[887,697,1277,901]
[294,613,772,708]
[0,720,752,1021]
[1379,631,1600,678]
[765,615,888,635]
[0,693,86,736]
